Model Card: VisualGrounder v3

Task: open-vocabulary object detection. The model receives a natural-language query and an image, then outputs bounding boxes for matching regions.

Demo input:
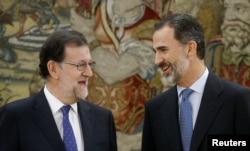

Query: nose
[82,65,93,77]
[154,52,164,65]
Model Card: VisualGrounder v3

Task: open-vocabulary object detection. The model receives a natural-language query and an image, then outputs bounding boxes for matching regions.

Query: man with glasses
[0,30,117,151]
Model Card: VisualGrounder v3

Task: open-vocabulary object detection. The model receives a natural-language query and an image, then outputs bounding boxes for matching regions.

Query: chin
[76,89,88,100]
[162,75,176,85]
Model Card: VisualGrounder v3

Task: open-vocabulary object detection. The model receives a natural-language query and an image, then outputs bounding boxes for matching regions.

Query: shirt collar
[177,68,209,96]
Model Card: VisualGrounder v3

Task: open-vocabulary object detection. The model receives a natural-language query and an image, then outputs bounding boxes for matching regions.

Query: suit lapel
[191,73,224,151]
[160,87,183,150]
[31,89,65,151]
[78,100,94,150]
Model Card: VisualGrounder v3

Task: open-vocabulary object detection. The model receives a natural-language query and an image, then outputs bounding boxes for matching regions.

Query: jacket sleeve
[109,110,118,151]
[141,104,155,151]
[235,87,250,134]
[0,106,19,151]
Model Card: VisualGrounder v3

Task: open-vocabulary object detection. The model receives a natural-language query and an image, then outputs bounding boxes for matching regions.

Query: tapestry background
[0,0,249,150]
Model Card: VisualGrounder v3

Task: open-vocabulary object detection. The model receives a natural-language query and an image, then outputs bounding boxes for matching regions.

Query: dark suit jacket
[0,88,117,151]
[141,72,250,151]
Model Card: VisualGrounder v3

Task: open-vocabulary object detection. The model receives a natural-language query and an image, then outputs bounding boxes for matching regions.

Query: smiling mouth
[78,81,86,85]
[159,63,170,71]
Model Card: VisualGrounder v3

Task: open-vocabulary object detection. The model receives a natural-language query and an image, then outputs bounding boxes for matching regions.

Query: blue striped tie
[61,105,78,151]
[180,89,193,151]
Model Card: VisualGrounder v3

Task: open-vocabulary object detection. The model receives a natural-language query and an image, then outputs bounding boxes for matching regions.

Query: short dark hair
[154,13,205,59]
[39,30,88,79]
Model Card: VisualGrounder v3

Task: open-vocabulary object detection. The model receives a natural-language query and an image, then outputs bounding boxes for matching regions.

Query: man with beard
[219,0,250,87]
[0,30,117,151]
[141,13,250,151]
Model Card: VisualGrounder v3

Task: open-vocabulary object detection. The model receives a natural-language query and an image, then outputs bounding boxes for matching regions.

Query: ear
[47,60,59,79]
[187,40,197,55]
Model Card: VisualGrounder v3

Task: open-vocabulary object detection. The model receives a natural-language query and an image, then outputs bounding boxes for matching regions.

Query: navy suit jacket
[0,88,117,151]
[141,72,250,151]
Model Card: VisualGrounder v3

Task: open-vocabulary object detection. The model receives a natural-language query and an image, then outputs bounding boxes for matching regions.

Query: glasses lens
[77,63,86,71]
[89,61,96,69]
[77,61,96,71]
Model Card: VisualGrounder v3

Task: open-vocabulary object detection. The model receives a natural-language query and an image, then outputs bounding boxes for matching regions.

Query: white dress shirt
[44,85,84,151]
[177,68,209,128]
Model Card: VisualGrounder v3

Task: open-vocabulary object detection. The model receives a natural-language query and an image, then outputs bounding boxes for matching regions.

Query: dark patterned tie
[180,89,193,151]
[61,105,78,151]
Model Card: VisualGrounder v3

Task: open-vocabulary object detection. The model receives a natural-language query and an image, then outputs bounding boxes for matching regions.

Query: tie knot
[61,105,71,115]
[182,89,193,100]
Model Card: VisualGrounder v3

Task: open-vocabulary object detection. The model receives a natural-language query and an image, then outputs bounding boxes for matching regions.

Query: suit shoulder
[0,96,33,113]
[78,100,114,123]
[207,73,250,98]
[0,96,35,123]
[146,86,176,108]
[80,100,111,114]
[219,77,249,92]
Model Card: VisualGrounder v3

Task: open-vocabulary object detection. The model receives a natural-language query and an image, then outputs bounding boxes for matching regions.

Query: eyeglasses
[62,61,96,71]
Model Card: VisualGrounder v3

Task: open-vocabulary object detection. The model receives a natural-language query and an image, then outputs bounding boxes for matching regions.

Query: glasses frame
[61,61,96,71]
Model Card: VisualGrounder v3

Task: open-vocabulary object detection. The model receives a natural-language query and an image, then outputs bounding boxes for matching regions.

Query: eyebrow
[155,46,168,51]
[78,60,94,63]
